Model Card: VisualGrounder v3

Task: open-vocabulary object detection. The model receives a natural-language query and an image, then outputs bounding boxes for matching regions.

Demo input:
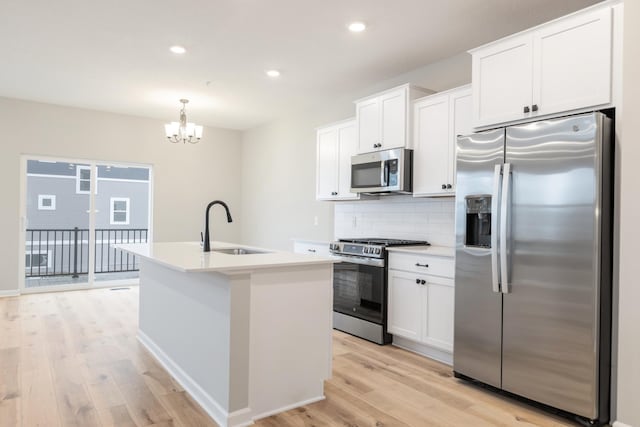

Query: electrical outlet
[314,216,319,226]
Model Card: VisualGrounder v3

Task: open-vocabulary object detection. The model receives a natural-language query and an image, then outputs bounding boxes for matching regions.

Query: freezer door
[502,113,605,419]
[454,129,504,388]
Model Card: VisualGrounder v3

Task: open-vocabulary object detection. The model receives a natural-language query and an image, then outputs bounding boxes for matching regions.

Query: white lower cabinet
[292,240,330,256]
[388,252,455,359]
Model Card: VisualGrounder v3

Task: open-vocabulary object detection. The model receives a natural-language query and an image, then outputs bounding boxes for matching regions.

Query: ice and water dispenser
[465,195,492,248]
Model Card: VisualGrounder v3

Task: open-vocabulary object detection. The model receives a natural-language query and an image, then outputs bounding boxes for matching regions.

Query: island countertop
[116,241,338,273]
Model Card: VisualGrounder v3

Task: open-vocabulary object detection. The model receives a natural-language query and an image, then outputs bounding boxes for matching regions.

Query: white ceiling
[0,0,600,130]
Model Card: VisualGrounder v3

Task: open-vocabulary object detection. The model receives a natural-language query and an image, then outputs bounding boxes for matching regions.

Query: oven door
[332,256,386,325]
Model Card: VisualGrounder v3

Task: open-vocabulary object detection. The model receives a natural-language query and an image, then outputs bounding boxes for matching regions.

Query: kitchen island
[116,241,337,427]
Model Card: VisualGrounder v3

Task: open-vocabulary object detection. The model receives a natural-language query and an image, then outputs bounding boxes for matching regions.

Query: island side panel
[247,263,333,420]
[137,260,248,421]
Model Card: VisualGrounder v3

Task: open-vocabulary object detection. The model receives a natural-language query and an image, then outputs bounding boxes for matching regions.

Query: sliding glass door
[93,163,150,284]
[21,156,152,292]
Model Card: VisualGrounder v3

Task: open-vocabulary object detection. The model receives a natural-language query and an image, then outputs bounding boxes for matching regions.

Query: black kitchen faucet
[203,200,233,252]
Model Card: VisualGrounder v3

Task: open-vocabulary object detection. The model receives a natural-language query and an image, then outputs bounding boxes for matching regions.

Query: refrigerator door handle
[500,162,511,293]
[491,164,502,293]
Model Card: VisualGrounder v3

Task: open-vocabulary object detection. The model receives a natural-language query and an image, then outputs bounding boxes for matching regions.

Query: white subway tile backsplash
[334,195,456,247]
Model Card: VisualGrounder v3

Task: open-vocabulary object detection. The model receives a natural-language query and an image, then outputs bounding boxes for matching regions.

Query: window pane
[36,254,47,266]
[80,180,90,191]
[113,201,127,211]
[80,169,91,179]
[113,212,127,222]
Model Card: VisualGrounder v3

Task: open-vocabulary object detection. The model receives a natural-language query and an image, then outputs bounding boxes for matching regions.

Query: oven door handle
[330,254,385,268]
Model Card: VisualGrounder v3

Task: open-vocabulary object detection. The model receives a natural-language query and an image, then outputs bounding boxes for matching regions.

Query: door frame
[19,154,154,294]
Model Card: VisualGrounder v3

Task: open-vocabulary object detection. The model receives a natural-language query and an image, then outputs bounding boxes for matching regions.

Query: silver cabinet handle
[415,263,429,268]
[307,249,316,253]
[500,163,511,293]
[491,164,502,293]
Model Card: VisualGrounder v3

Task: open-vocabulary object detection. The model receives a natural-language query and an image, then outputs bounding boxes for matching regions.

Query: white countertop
[386,245,455,257]
[115,241,338,273]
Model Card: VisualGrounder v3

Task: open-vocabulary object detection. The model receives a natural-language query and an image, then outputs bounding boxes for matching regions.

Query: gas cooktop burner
[338,238,430,247]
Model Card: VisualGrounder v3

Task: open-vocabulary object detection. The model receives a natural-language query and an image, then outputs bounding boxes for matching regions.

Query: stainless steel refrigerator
[453,112,613,425]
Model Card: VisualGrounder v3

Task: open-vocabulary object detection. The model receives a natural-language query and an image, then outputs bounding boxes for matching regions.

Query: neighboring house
[26,160,150,229]
[25,160,150,276]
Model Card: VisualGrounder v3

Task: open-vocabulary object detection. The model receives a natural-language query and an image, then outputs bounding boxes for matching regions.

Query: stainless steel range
[329,238,429,344]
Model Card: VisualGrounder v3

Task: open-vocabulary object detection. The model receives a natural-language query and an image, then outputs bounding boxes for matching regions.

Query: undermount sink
[213,247,270,255]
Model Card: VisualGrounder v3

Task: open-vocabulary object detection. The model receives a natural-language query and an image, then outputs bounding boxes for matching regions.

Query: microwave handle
[381,161,388,186]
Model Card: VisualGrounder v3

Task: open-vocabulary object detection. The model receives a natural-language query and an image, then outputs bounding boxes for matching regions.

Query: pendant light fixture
[164,99,203,144]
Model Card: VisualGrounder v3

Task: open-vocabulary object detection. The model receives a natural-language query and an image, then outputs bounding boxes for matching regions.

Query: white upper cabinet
[355,84,432,154]
[413,86,471,197]
[533,7,612,116]
[380,89,407,150]
[316,120,359,201]
[472,34,534,128]
[356,98,380,153]
[471,4,614,129]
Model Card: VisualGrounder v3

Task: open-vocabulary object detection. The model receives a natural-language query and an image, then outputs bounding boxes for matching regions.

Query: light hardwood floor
[0,287,576,427]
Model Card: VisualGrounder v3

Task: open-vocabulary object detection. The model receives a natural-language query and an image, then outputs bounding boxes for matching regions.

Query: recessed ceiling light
[348,22,366,33]
[169,45,187,54]
[266,69,281,78]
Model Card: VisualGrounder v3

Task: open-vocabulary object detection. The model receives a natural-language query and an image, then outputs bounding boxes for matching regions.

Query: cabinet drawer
[388,253,454,278]
[293,241,330,256]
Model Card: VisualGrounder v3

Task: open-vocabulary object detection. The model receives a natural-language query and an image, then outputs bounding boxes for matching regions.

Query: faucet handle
[200,232,204,247]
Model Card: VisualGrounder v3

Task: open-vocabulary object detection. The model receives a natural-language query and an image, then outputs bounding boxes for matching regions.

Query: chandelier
[164,99,203,144]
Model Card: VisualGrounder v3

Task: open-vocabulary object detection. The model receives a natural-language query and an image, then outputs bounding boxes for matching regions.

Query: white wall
[0,97,242,293]
[615,0,640,425]
[240,53,471,250]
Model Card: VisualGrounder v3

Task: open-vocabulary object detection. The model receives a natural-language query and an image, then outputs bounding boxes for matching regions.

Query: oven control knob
[375,248,381,254]
[364,247,370,254]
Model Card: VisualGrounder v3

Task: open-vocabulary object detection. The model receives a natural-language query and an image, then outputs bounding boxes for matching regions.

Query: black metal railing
[25,227,148,277]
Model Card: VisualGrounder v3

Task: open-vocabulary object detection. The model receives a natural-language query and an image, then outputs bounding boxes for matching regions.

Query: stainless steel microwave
[350,148,413,194]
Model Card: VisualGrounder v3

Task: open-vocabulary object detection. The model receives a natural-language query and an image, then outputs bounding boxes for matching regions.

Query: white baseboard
[612,421,635,427]
[392,336,453,366]
[137,330,254,427]
[0,289,20,298]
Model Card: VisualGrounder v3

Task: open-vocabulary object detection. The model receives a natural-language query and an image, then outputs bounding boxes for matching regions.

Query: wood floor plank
[50,357,102,427]
[1,287,581,427]
[107,404,138,427]
[0,347,21,427]
[21,368,61,427]
[159,391,217,427]
[108,359,176,426]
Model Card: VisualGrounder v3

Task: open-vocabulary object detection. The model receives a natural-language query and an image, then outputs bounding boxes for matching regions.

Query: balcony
[25,228,148,288]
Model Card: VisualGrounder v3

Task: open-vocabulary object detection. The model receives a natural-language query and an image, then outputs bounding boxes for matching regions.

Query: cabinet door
[472,33,534,128]
[423,276,454,352]
[412,95,450,196]
[533,8,612,116]
[336,123,359,199]
[356,98,380,153]
[448,88,472,191]
[388,270,423,341]
[380,88,407,150]
[316,127,338,200]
